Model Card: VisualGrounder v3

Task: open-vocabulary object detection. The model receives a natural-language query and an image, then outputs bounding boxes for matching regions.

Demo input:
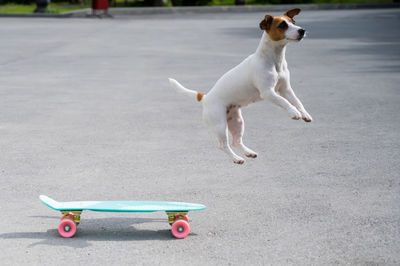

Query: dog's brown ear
[260,15,273,31]
[284,8,301,18]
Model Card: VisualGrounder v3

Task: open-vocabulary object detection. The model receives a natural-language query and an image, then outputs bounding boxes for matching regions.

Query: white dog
[169,9,312,164]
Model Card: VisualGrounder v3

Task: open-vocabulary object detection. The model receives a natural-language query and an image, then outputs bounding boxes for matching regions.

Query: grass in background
[0,2,88,14]
[0,3,35,13]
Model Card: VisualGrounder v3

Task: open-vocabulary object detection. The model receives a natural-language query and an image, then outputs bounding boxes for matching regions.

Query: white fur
[169,25,312,164]
[169,78,200,102]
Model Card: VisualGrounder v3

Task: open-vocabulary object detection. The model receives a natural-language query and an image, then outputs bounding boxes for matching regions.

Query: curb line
[108,3,400,16]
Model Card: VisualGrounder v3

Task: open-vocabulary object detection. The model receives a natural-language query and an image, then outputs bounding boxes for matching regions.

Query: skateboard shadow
[1,217,197,248]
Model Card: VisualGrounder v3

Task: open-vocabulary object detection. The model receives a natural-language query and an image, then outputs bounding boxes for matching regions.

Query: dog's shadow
[1,216,196,248]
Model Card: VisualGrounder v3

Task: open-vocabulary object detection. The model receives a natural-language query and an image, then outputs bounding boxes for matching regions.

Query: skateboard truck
[166,211,188,225]
[61,211,82,225]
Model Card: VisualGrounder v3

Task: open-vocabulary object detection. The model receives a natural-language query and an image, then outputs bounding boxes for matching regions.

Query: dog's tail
[168,78,205,102]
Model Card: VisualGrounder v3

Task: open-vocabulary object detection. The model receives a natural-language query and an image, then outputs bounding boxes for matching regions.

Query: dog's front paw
[289,107,302,120]
[301,111,313,122]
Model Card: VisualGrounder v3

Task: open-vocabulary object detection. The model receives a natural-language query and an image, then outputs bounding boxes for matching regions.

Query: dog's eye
[292,19,296,24]
[278,21,288,29]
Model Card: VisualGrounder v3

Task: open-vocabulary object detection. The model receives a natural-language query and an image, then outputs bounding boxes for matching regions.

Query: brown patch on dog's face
[259,9,301,42]
[259,15,288,41]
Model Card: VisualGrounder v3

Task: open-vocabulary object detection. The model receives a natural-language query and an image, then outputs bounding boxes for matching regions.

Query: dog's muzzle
[297,29,306,40]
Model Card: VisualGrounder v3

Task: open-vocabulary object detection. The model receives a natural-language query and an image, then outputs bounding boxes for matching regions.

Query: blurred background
[0,0,397,14]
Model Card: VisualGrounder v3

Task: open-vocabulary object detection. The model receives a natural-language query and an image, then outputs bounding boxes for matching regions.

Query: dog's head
[259,9,305,42]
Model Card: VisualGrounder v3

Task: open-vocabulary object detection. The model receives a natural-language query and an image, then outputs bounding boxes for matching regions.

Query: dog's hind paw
[245,152,258,158]
[233,157,245,164]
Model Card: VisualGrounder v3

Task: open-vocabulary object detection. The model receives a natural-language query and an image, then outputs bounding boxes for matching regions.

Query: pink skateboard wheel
[171,219,190,239]
[58,218,77,238]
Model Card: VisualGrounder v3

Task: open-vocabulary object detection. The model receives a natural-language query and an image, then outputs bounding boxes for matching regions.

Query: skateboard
[39,195,205,239]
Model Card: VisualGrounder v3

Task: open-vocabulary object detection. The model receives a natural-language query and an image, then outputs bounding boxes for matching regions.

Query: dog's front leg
[257,78,302,120]
[279,80,312,122]
[267,91,302,120]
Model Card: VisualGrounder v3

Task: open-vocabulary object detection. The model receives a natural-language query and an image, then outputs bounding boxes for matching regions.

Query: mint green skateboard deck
[40,195,205,239]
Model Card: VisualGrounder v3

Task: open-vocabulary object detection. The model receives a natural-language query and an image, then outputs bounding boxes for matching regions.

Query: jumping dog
[169,9,312,164]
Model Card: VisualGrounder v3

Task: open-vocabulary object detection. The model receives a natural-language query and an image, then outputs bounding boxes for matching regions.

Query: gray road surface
[0,8,399,265]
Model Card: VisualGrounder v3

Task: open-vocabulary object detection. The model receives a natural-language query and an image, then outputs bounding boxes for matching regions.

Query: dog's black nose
[298,29,305,37]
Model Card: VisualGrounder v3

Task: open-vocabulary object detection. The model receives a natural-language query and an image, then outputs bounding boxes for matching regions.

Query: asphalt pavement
[0,8,399,265]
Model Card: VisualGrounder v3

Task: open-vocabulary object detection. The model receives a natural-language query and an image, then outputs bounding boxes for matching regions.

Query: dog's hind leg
[227,107,258,159]
[203,105,245,164]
